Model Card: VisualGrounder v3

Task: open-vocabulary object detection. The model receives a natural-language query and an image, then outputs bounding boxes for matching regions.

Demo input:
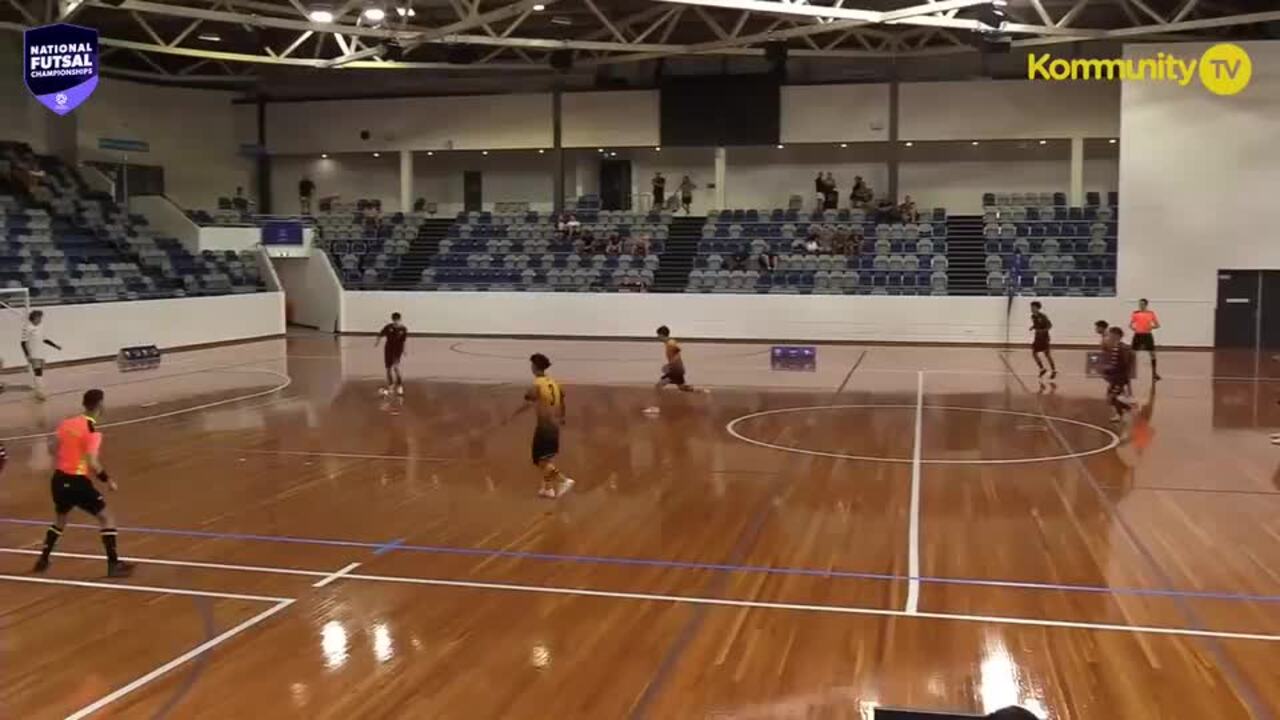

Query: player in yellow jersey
[513,353,575,499]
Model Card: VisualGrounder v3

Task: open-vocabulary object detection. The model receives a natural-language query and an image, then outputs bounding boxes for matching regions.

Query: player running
[1129,298,1161,381]
[1102,327,1136,423]
[375,312,408,396]
[513,353,575,499]
[22,310,62,401]
[32,389,134,578]
[654,326,704,393]
[1029,301,1056,379]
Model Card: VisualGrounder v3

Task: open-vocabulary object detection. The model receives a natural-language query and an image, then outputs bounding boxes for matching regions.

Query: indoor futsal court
[3,334,1280,719]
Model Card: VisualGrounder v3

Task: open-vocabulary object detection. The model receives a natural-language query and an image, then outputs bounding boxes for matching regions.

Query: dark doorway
[1215,270,1261,349]
[463,171,483,213]
[600,159,632,211]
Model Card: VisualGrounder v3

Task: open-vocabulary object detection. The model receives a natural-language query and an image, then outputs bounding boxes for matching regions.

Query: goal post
[0,287,31,385]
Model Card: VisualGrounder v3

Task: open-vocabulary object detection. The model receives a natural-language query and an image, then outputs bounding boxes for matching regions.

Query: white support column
[1069,136,1084,207]
[714,146,726,211]
[399,150,413,213]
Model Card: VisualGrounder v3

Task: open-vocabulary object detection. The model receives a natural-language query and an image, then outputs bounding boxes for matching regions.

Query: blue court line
[2,516,1278,605]
[373,538,406,556]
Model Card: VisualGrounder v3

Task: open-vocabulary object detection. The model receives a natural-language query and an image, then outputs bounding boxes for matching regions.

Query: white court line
[725,404,1120,465]
[0,548,331,579]
[906,372,924,614]
[312,562,362,588]
[233,448,455,462]
[63,599,295,720]
[4,547,1278,643]
[0,573,293,604]
[0,369,292,442]
[342,572,1280,643]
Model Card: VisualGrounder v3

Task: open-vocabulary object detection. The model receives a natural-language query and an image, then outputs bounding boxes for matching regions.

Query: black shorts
[1132,333,1155,352]
[661,366,687,386]
[51,470,105,516]
[531,425,560,465]
[1032,334,1051,353]
[384,351,404,370]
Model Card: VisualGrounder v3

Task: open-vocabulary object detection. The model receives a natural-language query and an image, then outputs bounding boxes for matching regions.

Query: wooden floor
[2,334,1280,719]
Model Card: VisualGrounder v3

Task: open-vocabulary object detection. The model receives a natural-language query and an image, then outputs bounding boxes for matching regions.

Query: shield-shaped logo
[23,23,99,115]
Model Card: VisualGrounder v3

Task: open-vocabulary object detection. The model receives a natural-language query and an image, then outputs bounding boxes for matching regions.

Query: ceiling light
[654,147,661,152]
[904,141,913,147]
[839,143,848,148]
[362,7,386,21]
[482,150,488,155]
[597,148,604,153]
[538,149,545,154]
[427,151,434,156]
[971,141,980,146]
[197,32,221,42]
[308,8,334,22]
[394,5,414,16]
[776,144,784,149]
[1038,139,1047,145]
[549,15,570,25]
[1109,138,1118,144]
[532,3,545,9]
[373,152,380,157]
[321,153,329,159]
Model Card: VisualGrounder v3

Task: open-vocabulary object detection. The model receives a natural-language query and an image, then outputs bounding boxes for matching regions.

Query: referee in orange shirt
[1129,298,1161,381]
[32,389,134,578]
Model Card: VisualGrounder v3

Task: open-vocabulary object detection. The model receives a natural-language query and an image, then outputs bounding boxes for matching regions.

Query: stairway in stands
[945,214,988,296]
[653,216,704,292]
[390,218,454,288]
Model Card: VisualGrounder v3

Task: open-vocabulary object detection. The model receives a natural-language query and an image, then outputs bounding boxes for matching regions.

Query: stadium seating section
[1,141,265,305]
[689,207,949,295]
[981,191,1118,296]
[314,201,420,288]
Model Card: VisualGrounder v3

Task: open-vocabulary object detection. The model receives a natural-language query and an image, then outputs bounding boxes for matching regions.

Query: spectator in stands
[851,176,873,208]
[233,186,250,213]
[730,247,750,271]
[413,197,427,212]
[804,235,820,254]
[559,213,580,241]
[629,233,651,257]
[605,233,623,256]
[814,173,826,209]
[823,172,838,210]
[299,176,315,215]
[899,194,918,222]
[576,230,594,255]
[652,173,666,210]
[874,197,898,223]
[363,202,383,234]
[678,176,696,214]
[1009,248,1028,292]
[758,250,779,272]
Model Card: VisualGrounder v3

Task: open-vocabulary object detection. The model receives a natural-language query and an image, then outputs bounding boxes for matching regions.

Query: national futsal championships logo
[23,23,99,115]
[1027,43,1252,96]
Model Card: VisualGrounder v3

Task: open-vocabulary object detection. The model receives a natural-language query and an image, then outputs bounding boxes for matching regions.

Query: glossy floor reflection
[1,335,1279,719]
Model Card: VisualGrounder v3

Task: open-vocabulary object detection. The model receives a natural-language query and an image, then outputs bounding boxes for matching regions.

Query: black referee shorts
[531,425,560,466]
[51,470,106,516]
[1132,333,1156,352]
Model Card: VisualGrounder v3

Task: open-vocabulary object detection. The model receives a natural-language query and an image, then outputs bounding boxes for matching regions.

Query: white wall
[1119,40,1280,338]
[899,80,1120,141]
[0,292,285,365]
[130,195,200,252]
[563,91,659,148]
[264,94,553,154]
[274,254,342,332]
[781,84,890,144]
[76,79,252,210]
[340,291,1210,346]
[0,33,49,152]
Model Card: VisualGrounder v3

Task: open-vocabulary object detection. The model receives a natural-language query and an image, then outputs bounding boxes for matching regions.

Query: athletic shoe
[1050,371,1058,379]
[31,557,49,574]
[1272,436,1280,446]
[537,486,557,499]
[107,561,136,578]
[378,387,390,397]
[1109,413,1122,423]
[1038,369,1047,378]
[395,385,405,397]
[557,477,575,497]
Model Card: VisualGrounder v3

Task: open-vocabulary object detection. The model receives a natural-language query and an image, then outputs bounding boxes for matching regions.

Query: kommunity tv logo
[1027,43,1252,96]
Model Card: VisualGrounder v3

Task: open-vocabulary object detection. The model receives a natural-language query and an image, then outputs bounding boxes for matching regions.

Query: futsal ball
[378,387,390,397]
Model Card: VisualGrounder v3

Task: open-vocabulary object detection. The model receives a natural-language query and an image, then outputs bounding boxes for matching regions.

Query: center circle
[726,404,1120,465]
